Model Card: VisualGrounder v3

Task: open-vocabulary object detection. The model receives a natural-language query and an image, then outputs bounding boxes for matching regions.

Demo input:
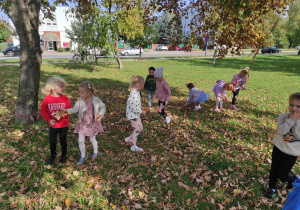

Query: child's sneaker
[59,156,67,163]
[92,152,99,160]
[194,105,201,111]
[165,115,171,124]
[130,145,143,152]
[125,137,131,143]
[45,155,56,165]
[214,108,220,112]
[76,155,87,165]
[231,105,238,110]
[264,188,276,199]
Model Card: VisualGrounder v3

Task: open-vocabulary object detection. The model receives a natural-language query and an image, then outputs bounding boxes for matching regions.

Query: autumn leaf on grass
[95,115,102,121]
[65,198,71,207]
[178,182,191,190]
[132,203,142,209]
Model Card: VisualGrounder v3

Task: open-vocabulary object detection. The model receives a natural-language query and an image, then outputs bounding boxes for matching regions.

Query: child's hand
[290,111,300,122]
[142,110,146,115]
[165,101,168,106]
[50,119,56,126]
[224,97,228,102]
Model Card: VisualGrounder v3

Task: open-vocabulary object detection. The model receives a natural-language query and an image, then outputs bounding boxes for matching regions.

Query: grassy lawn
[0,55,299,209]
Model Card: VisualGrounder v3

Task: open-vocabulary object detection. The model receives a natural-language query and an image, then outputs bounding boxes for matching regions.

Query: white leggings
[78,134,98,158]
[215,96,223,108]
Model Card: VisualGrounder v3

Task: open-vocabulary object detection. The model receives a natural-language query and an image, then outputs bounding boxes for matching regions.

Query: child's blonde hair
[42,76,66,95]
[224,83,234,91]
[79,81,95,95]
[240,67,250,78]
[129,75,144,91]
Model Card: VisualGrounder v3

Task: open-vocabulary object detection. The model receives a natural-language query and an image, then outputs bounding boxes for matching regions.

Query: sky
[0,1,76,23]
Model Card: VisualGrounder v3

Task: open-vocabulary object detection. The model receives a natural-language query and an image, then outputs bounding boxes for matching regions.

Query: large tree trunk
[8,0,42,124]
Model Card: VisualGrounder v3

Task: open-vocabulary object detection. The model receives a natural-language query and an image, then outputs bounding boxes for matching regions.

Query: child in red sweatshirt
[40,76,71,165]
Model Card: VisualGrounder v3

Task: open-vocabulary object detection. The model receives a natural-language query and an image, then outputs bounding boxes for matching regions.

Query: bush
[64,47,70,51]
[57,48,64,52]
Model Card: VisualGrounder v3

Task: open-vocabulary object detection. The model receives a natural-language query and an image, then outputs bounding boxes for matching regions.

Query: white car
[119,47,144,56]
[156,45,168,51]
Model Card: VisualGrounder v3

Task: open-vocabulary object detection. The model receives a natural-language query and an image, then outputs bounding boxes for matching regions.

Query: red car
[182,45,192,52]
[168,45,181,51]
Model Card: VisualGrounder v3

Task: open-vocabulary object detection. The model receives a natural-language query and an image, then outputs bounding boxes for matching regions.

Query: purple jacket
[185,87,203,105]
[212,80,227,98]
[231,73,248,89]
[156,79,171,102]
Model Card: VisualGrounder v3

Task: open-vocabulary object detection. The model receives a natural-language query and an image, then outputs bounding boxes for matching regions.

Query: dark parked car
[2,44,20,57]
[168,45,181,51]
[261,47,281,54]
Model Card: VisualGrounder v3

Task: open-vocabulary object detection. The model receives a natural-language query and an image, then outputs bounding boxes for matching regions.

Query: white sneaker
[130,145,143,152]
[165,115,171,124]
[194,106,201,111]
[125,137,131,143]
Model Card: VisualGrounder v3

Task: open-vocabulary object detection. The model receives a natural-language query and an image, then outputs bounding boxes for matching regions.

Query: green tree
[151,0,291,63]
[156,13,178,45]
[127,24,159,58]
[0,19,12,43]
[286,0,300,48]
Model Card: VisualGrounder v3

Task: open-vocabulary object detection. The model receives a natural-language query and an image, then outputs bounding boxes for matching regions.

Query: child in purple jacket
[154,67,172,124]
[231,67,250,110]
[183,83,210,111]
[212,80,234,112]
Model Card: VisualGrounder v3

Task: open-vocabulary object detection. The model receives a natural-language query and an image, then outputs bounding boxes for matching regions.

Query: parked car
[261,47,281,54]
[168,45,181,51]
[182,45,192,52]
[119,47,143,56]
[2,44,20,57]
[156,45,168,51]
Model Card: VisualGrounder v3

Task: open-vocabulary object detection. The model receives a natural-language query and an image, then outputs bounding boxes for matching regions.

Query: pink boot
[231,105,238,110]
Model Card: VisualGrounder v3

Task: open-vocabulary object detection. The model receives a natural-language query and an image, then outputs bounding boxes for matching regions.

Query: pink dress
[74,99,104,136]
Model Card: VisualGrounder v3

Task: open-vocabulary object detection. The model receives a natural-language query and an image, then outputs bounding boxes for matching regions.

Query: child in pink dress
[63,81,106,165]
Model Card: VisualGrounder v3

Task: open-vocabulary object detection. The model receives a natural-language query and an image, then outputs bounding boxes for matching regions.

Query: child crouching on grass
[264,92,300,199]
[183,83,210,110]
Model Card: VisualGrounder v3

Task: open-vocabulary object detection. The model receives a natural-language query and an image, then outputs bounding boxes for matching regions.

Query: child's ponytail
[128,75,144,91]
[240,67,250,78]
[224,83,234,91]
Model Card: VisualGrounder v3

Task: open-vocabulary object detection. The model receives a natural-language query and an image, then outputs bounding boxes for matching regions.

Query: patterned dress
[74,99,104,137]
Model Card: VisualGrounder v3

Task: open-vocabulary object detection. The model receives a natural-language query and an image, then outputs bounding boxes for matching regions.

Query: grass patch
[0,55,299,209]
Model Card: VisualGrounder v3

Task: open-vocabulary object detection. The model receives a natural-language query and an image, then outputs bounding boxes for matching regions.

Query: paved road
[0,50,298,60]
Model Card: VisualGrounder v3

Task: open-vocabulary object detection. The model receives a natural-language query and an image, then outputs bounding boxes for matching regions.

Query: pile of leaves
[0,55,299,209]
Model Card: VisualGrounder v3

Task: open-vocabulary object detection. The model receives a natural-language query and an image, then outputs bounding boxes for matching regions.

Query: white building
[39,7,76,51]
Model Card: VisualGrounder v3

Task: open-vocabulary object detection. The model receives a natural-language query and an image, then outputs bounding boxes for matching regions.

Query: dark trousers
[158,101,168,118]
[49,127,68,157]
[269,145,298,189]
[231,89,240,105]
